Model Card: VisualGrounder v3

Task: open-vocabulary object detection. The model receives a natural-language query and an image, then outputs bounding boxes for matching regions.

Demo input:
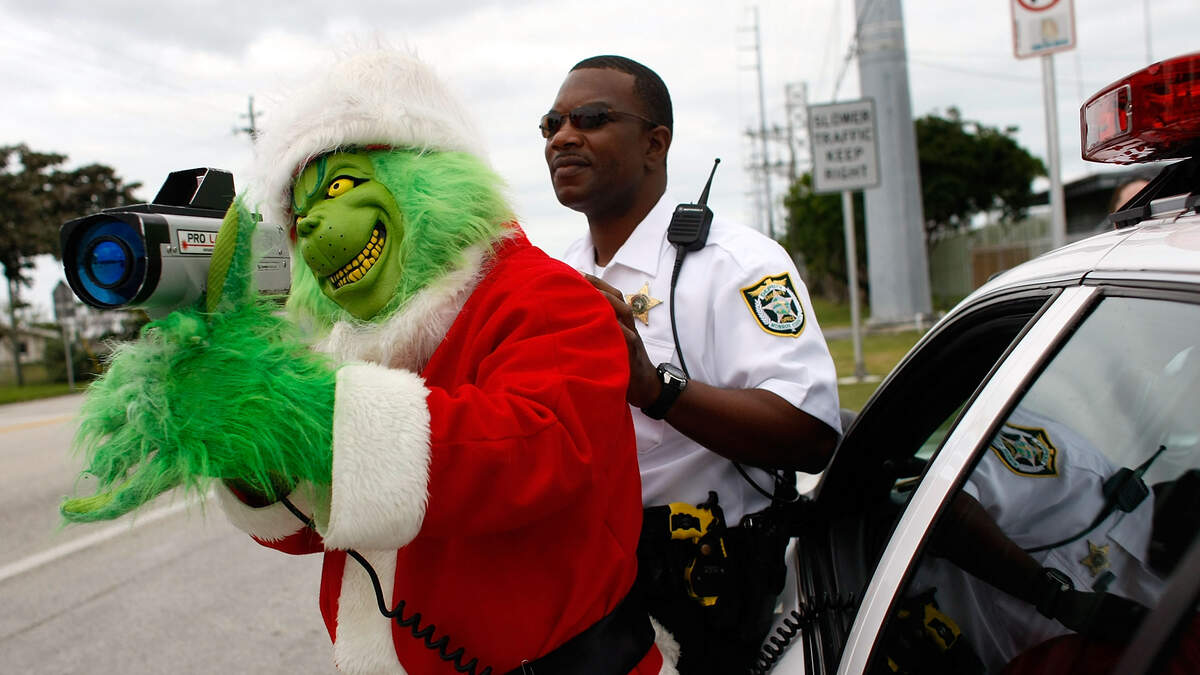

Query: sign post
[808,98,881,381]
[1012,0,1076,249]
[52,281,76,390]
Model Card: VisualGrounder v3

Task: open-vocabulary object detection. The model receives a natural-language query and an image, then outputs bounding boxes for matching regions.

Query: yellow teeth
[330,226,385,289]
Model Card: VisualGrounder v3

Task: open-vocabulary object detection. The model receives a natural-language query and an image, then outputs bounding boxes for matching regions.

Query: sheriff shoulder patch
[989,423,1059,477]
[740,273,806,337]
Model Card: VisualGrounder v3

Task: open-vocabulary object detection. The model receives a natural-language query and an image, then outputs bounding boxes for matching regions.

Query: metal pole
[842,190,866,380]
[6,277,24,387]
[1143,0,1153,64]
[61,320,74,390]
[753,7,775,238]
[1042,53,1067,249]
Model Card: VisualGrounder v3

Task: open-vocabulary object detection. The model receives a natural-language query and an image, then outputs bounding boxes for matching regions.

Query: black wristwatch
[641,363,688,420]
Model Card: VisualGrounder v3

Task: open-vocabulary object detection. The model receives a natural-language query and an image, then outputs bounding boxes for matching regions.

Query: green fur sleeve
[61,200,337,523]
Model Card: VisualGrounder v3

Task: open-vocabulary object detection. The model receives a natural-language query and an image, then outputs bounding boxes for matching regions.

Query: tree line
[1,144,141,385]
[781,108,1045,303]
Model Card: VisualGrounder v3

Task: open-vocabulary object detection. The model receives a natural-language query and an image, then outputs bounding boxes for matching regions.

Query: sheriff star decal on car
[740,273,806,337]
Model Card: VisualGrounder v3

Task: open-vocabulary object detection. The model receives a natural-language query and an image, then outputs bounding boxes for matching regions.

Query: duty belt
[504,584,655,674]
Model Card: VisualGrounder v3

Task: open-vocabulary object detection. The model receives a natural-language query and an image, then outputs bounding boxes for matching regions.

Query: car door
[771,286,1068,674]
[831,284,1200,674]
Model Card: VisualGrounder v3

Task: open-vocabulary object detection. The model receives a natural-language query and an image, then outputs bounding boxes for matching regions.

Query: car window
[870,294,1200,674]
[797,293,1052,673]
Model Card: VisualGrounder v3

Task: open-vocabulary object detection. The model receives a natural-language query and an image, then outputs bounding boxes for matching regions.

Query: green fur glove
[61,200,337,523]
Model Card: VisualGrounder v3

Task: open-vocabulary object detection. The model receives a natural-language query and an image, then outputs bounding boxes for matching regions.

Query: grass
[0,382,81,405]
[823,321,926,413]
[809,296,929,411]
[810,296,854,328]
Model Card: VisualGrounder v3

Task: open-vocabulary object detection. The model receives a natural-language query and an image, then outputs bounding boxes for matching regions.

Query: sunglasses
[540,103,658,138]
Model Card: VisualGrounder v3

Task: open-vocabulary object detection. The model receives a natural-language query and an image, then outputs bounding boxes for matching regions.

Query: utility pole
[854,0,932,325]
[234,96,260,141]
[784,82,810,182]
[739,7,775,238]
[5,279,24,386]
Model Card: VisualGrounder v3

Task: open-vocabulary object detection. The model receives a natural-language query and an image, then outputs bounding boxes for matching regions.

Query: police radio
[664,158,720,377]
[667,158,719,252]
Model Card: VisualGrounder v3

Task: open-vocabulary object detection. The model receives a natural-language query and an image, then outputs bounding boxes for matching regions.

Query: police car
[763,53,1200,674]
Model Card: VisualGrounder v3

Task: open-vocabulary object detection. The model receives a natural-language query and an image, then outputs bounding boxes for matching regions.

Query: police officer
[544,55,843,673]
[911,405,1164,672]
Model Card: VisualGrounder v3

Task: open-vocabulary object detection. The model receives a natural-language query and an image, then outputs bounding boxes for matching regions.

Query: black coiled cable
[281,497,494,675]
[749,592,857,675]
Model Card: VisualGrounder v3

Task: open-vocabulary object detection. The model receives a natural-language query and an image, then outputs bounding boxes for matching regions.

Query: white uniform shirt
[561,193,842,523]
[911,406,1165,672]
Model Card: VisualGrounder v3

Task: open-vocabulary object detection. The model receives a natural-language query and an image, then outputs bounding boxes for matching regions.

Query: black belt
[504,586,655,675]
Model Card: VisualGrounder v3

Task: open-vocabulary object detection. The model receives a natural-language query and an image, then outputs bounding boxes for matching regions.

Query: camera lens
[71,217,147,308]
[85,237,133,289]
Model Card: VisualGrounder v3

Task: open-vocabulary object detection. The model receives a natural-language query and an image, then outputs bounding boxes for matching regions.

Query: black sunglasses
[540,103,658,138]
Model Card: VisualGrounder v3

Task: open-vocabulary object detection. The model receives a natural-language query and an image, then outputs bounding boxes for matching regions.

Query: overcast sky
[5,0,1195,318]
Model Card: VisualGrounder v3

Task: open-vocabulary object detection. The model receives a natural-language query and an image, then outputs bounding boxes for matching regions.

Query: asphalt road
[0,394,337,674]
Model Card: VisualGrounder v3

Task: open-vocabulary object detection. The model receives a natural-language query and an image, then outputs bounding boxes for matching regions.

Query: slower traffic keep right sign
[807,98,880,194]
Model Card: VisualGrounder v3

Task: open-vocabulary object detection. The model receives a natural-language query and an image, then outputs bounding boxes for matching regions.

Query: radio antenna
[697,158,721,207]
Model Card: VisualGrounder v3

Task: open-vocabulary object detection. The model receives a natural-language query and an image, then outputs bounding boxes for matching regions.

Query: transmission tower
[738,7,776,238]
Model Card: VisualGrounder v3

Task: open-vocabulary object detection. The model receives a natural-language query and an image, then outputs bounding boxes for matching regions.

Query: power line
[831,0,882,101]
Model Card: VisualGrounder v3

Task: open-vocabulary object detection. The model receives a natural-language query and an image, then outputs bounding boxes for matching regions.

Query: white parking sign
[807,99,880,194]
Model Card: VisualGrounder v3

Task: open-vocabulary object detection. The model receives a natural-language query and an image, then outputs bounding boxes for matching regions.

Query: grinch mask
[284,149,513,329]
[292,152,405,320]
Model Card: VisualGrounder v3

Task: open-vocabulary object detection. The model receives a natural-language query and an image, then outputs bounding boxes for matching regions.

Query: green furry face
[285,149,512,329]
[292,153,405,320]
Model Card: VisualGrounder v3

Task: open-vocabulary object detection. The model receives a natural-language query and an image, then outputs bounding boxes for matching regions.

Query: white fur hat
[252,48,487,228]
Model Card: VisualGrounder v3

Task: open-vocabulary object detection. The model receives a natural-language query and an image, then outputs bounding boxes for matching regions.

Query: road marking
[0,414,76,434]
[0,492,211,584]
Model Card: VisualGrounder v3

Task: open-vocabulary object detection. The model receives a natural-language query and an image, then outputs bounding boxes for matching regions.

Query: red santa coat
[218,229,675,675]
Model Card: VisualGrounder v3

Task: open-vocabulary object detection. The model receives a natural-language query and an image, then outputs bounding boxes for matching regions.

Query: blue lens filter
[87,238,132,288]
[74,217,147,307]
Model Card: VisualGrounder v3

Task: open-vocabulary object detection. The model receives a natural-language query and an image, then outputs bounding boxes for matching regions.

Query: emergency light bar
[1082,52,1200,164]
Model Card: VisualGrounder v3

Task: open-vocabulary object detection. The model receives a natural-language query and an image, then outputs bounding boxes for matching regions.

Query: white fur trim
[253,47,488,230]
[315,245,485,371]
[321,364,432,551]
[651,616,682,675]
[215,481,319,541]
[333,549,407,674]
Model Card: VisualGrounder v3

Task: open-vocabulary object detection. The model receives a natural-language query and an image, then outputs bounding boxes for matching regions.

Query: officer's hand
[584,274,662,409]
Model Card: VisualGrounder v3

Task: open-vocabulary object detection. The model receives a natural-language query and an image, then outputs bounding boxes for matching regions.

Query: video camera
[60,168,291,318]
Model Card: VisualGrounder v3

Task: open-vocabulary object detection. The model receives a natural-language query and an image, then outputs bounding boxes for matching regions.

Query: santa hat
[252,48,488,228]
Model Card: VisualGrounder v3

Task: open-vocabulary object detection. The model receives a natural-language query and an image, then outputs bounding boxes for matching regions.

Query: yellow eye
[327,177,356,198]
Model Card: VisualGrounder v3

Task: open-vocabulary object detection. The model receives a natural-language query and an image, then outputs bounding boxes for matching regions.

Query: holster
[636,492,790,675]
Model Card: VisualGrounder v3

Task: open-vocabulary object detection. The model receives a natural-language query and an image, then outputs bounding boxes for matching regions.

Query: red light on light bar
[1082,52,1200,164]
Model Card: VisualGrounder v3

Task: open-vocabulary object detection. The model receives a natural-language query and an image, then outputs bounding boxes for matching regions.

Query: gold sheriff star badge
[1080,540,1111,577]
[626,283,662,325]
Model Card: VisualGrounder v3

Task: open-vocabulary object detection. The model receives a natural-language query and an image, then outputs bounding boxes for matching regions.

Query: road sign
[1012,0,1076,59]
[53,281,76,321]
[808,98,880,194]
